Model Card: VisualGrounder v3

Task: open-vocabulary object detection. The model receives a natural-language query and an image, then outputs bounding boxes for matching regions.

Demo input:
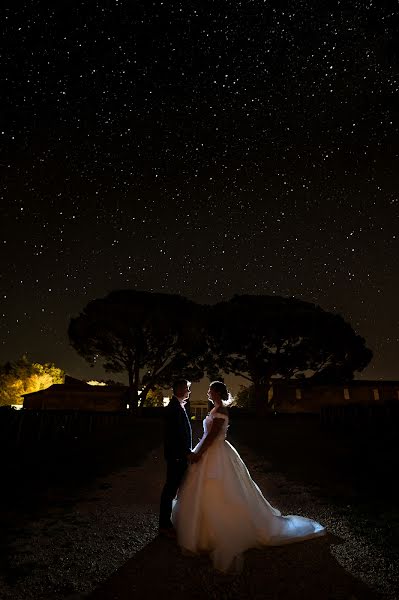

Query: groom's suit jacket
[163,396,192,460]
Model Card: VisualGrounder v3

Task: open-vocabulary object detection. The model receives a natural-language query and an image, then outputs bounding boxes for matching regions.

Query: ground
[0,417,397,599]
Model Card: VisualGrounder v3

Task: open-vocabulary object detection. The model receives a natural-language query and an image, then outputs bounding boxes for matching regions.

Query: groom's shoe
[158,527,177,539]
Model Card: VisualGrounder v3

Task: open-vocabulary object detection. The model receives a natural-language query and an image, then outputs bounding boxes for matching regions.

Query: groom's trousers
[159,458,188,529]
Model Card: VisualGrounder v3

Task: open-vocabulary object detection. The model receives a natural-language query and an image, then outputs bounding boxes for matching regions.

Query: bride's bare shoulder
[214,407,229,418]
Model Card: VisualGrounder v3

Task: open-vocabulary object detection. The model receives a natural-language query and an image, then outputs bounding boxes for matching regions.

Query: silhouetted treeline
[68,291,372,412]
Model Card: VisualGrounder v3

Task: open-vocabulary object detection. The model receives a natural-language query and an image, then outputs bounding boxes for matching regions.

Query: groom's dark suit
[159,395,192,529]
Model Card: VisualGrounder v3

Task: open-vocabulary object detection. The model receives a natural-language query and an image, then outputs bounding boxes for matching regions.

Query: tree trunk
[253,379,272,414]
[127,364,138,413]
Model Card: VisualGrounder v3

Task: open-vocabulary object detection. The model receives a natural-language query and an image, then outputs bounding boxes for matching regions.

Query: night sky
[1,2,399,390]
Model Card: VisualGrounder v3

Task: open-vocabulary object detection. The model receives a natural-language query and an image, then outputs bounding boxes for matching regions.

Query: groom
[159,379,198,537]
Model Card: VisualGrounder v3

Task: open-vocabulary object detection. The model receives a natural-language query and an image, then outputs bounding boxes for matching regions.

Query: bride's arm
[196,418,225,459]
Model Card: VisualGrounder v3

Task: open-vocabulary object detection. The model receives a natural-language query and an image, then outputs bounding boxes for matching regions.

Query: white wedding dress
[172,410,325,572]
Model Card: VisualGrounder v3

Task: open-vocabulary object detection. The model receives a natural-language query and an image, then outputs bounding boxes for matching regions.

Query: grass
[229,414,399,558]
[0,417,163,514]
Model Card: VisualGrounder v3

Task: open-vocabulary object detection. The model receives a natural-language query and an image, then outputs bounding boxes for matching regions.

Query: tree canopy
[68,290,372,413]
[0,355,64,406]
[234,384,252,409]
[144,385,167,407]
[68,290,206,410]
[205,294,372,411]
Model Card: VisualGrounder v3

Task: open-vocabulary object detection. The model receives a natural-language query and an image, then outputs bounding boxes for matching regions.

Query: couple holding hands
[159,379,325,573]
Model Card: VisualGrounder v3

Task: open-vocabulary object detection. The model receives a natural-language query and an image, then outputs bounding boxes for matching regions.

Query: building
[22,376,128,412]
[269,379,399,414]
[189,396,209,420]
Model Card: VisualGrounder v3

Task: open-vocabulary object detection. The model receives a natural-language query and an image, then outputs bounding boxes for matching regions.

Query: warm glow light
[163,396,170,407]
[87,380,107,386]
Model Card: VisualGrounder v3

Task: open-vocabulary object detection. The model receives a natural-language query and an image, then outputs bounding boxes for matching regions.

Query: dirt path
[1,439,394,600]
[87,445,386,600]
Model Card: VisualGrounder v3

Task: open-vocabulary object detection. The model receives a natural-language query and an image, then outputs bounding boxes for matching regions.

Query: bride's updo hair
[209,381,234,407]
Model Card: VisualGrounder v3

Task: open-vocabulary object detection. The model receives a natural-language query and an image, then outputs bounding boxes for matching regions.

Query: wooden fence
[0,408,146,448]
[320,402,399,428]
[2,403,398,448]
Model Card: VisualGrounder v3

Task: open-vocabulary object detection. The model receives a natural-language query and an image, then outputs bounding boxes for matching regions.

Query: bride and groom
[159,379,325,572]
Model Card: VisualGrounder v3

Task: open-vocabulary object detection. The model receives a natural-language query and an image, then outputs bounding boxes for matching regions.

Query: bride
[172,381,325,572]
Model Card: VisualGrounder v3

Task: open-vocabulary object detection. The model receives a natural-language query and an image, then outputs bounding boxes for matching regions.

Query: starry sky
[1,1,399,390]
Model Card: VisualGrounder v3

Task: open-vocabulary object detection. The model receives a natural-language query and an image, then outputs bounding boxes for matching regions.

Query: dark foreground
[0,415,398,599]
